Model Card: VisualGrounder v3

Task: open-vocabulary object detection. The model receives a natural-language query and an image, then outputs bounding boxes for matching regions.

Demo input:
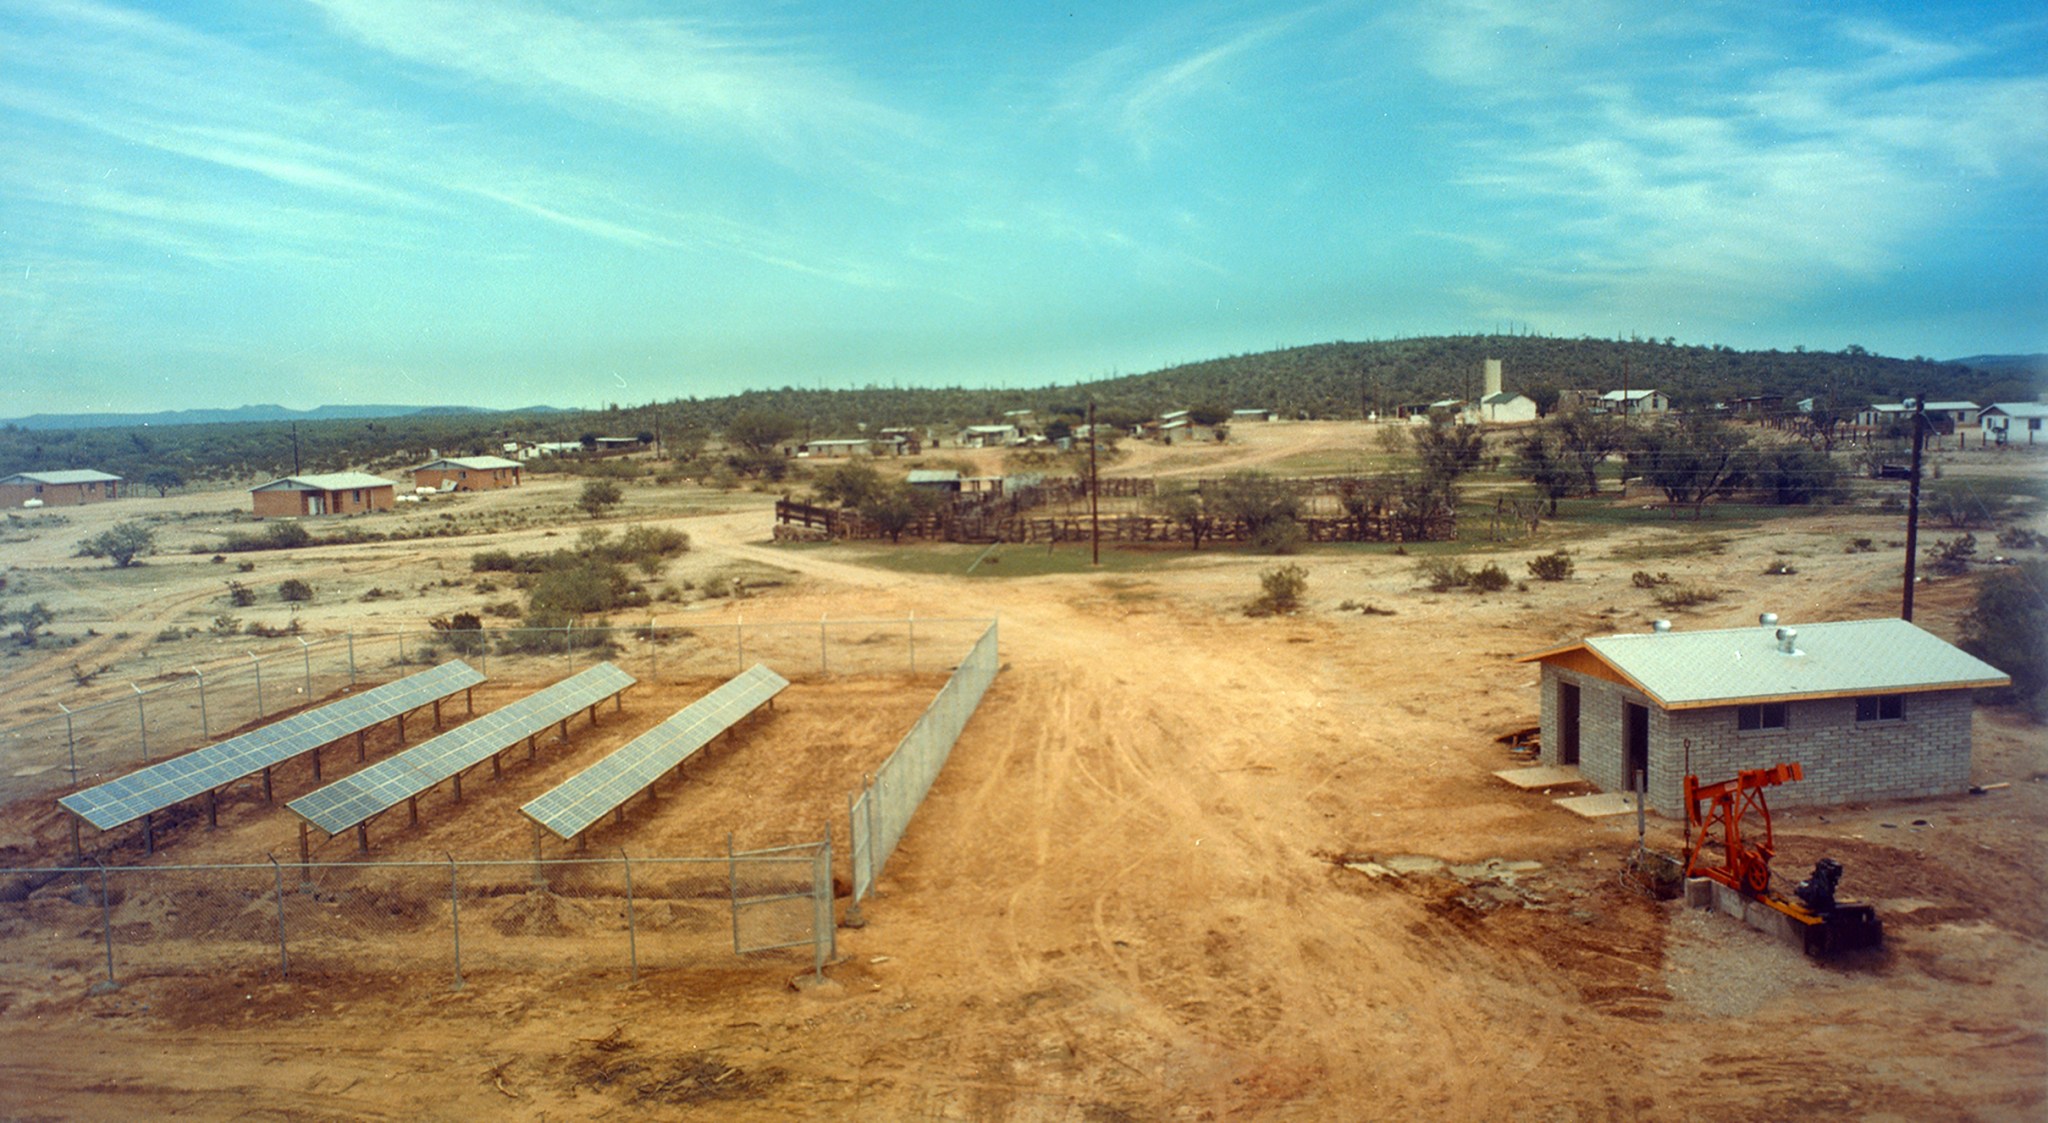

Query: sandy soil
[0,430,2042,1120]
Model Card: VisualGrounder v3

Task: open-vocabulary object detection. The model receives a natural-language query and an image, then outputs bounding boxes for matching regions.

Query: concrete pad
[1493,765,1587,790]
[1552,791,1648,818]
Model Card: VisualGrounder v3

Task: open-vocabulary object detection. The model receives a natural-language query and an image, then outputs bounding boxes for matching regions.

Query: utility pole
[1088,401,1101,567]
[290,422,301,474]
[1902,392,1927,621]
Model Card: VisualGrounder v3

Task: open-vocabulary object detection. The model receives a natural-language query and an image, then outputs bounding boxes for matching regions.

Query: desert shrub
[1927,534,1976,576]
[1960,561,2047,716]
[1631,570,1672,588]
[210,613,240,635]
[244,619,303,638]
[360,587,396,602]
[1651,583,1720,609]
[5,603,53,647]
[278,578,313,602]
[1245,563,1308,616]
[1250,517,1306,555]
[1844,537,1875,553]
[237,560,255,572]
[1527,550,1574,581]
[429,612,486,655]
[225,580,257,607]
[1470,563,1512,592]
[1417,558,1473,592]
[1761,558,1798,576]
[1996,527,2044,551]
[153,626,186,643]
[77,521,156,568]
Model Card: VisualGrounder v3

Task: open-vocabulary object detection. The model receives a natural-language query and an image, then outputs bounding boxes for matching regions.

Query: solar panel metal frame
[287,662,636,836]
[57,661,485,831]
[521,664,788,840]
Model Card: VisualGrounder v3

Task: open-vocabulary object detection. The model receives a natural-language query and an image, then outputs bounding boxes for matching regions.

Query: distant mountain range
[1947,354,2047,379]
[0,402,568,431]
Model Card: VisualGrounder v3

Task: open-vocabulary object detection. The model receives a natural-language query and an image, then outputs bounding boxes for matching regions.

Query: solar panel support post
[310,746,321,783]
[297,822,309,868]
[621,850,640,984]
[93,859,118,993]
[408,796,419,827]
[69,816,82,858]
[452,770,463,802]
[191,668,209,739]
[433,698,444,728]
[142,812,153,854]
[490,752,502,780]
[355,822,368,853]
[267,854,289,980]
[446,854,464,991]
[262,768,274,803]
[466,687,475,715]
[205,790,218,829]
[356,729,366,762]
[397,713,406,743]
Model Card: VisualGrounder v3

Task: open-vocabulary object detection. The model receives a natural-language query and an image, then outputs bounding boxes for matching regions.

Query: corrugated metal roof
[1520,618,2009,709]
[907,470,961,484]
[251,472,398,492]
[414,456,521,471]
[1984,402,2048,418]
[2,469,122,485]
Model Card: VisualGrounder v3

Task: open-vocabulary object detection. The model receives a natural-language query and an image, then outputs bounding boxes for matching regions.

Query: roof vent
[1651,620,1671,633]
[1775,627,1799,655]
[1759,612,1779,628]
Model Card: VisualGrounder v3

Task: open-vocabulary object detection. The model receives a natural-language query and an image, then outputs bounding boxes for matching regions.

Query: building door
[308,493,325,515]
[1624,703,1650,793]
[1558,683,1581,765]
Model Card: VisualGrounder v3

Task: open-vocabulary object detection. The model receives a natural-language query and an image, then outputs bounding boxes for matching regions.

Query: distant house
[1856,401,1981,432]
[1980,402,2048,445]
[1231,409,1276,422]
[907,469,963,492]
[877,427,924,454]
[1517,616,2009,815]
[1728,395,1784,417]
[512,441,583,461]
[956,424,1020,449]
[0,470,122,507]
[250,472,398,518]
[412,455,522,492]
[1477,392,1537,423]
[799,438,877,459]
[1599,389,1669,416]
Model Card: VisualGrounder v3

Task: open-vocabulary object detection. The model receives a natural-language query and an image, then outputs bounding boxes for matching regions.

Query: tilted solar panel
[288,662,636,835]
[522,664,787,840]
[58,661,484,831]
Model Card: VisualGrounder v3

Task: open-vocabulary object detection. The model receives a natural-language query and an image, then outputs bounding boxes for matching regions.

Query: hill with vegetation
[2,335,2039,484]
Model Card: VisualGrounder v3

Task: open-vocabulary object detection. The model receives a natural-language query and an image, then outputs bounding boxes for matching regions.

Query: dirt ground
[0,427,2044,1120]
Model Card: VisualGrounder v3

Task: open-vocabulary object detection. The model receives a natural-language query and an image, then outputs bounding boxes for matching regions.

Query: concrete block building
[411,455,522,491]
[250,472,398,517]
[0,470,122,507]
[1517,617,2009,814]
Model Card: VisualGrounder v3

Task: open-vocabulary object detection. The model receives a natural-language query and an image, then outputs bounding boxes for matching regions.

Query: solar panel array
[523,664,788,841]
[288,662,636,835]
[58,661,485,831]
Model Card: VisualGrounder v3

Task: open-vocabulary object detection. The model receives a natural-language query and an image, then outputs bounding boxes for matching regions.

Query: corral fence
[847,620,999,906]
[0,843,834,993]
[0,617,994,809]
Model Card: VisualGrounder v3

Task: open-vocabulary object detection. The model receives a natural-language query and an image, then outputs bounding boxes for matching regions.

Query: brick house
[1516,617,2009,814]
[0,470,122,507]
[250,472,398,517]
[411,455,522,492]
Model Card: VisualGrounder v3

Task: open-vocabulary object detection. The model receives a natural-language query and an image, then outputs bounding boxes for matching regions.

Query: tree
[725,410,796,456]
[859,482,941,543]
[1547,409,1625,496]
[1752,445,1844,506]
[1513,430,1576,515]
[78,521,156,567]
[1626,417,1752,518]
[1188,403,1231,426]
[1413,413,1484,482]
[5,602,53,647]
[143,468,183,497]
[1525,383,1561,417]
[812,461,886,509]
[1156,484,1216,549]
[1209,472,1300,540]
[578,480,623,518]
[1959,561,2047,715]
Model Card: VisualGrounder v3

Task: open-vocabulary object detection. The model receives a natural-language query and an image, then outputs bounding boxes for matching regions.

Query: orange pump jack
[1682,763,1883,956]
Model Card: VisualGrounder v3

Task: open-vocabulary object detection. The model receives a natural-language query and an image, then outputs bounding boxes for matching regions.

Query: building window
[1856,694,1905,722]
[1736,702,1787,731]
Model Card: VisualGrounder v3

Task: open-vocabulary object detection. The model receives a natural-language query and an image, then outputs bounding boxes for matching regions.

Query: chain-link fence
[848,620,1000,904]
[0,844,833,994]
[0,617,993,809]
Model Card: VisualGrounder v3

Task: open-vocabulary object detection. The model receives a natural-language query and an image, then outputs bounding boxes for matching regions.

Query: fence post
[621,850,640,984]
[648,620,658,684]
[448,854,464,990]
[478,626,488,675]
[299,637,313,702]
[562,623,571,665]
[248,652,264,718]
[59,703,77,783]
[347,632,357,685]
[814,828,835,981]
[397,629,404,667]
[92,859,118,993]
[727,833,741,955]
[131,684,147,762]
[268,853,290,979]
[192,667,209,739]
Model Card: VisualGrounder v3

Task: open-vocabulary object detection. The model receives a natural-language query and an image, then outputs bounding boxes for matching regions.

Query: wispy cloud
[305,0,923,163]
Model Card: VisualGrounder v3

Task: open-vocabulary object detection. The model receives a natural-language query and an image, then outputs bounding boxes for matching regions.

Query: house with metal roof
[1516,616,2009,814]
[1598,388,1669,416]
[1980,402,2048,445]
[411,455,522,492]
[0,469,122,507]
[250,472,398,517]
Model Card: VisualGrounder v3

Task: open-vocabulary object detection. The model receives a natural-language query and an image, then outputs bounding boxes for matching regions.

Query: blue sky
[2,0,2043,416]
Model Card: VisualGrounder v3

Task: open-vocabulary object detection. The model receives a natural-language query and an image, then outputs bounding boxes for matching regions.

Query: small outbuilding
[1516,616,2009,814]
[0,469,122,507]
[251,472,398,518]
[412,455,522,492]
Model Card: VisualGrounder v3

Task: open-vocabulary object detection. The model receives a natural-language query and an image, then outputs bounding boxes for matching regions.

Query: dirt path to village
[0,440,2042,1120]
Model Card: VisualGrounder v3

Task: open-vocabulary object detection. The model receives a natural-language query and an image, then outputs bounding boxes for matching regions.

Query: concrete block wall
[1538,667,1974,814]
